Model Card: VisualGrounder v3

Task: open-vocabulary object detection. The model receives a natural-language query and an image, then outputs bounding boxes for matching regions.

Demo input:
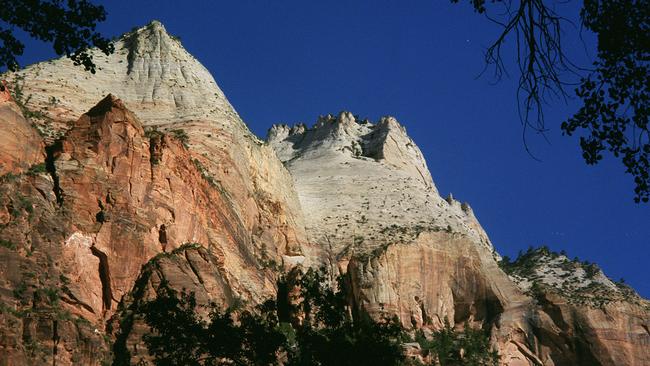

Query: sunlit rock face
[267,112,494,262]
[267,112,650,365]
[0,20,647,366]
[501,249,650,365]
[0,21,307,365]
[6,20,308,263]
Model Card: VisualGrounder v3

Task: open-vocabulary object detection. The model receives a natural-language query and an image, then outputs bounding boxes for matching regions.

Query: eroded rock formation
[0,21,647,365]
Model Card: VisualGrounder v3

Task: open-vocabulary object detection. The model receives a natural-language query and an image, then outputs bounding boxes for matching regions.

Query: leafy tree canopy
[137,268,499,366]
[416,320,499,366]
[0,0,114,73]
[453,0,649,202]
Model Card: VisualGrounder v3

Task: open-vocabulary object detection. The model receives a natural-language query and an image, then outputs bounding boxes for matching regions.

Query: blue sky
[12,1,649,296]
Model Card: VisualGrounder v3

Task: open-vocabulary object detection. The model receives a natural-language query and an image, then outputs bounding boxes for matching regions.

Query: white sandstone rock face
[6,20,237,131]
[503,249,646,307]
[3,20,309,265]
[3,20,647,366]
[268,112,539,362]
[267,112,495,261]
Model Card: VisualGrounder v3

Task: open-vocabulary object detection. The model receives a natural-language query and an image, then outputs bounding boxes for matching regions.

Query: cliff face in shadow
[0,21,647,366]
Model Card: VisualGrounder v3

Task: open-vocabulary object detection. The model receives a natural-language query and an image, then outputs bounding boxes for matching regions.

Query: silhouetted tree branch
[453,0,649,202]
[136,268,500,365]
[0,0,114,73]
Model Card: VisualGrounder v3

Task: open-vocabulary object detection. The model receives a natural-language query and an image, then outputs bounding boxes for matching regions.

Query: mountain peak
[4,19,238,137]
[500,247,648,307]
[145,19,165,30]
[267,113,496,257]
[267,113,429,181]
[120,19,170,41]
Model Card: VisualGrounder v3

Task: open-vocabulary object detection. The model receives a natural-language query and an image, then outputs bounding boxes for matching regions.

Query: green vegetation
[8,75,47,121]
[455,0,650,203]
[10,192,34,219]
[27,162,47,175]
[0,0,113,73]
[499,246,644,308]
[146,242,203,267]
[12,280,28,303]
[144,128,165,165]
[192,158,227,197]
[415,320,499,366]
[140,285,285,366]
[38,287,60,305]
[170,129,190,148]
[0,172,19,183]
[144,127,164,139]
[256,243,280,271]
[0,239,16,250]
[136,267,498,365]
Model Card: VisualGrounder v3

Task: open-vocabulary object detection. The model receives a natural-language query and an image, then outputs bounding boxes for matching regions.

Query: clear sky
[11,0,649,297]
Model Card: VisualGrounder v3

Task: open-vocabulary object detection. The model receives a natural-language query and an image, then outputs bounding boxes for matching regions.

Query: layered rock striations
[267,114,536,363]
[0,20,647,366]
[267,113,494,261]
[0,21,307,365]
[501,248,650,365]
[0,92,296,365]
[4,20,308,263]
[269,112,650,365]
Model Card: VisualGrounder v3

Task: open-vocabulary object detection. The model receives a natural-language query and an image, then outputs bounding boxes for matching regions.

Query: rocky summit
[0,21,648,366]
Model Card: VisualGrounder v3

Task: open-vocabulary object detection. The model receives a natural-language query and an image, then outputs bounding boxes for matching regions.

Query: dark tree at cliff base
[0,0,114,73]
[453,0,650,203]
[136,268,500,366]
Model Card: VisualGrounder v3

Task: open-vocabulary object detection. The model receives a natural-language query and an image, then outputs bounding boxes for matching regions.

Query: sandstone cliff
[0,21,308,365]
[0,21,647,366]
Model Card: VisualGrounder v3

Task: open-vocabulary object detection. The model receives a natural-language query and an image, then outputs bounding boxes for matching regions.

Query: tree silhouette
[453,0,649,202]
[282,268,405,366]
[137,268,502,365]
[138,269,406,366]
[0,0,114,73]
[416,320,499,366]
[139,282,286,366]
[563,0,649,203]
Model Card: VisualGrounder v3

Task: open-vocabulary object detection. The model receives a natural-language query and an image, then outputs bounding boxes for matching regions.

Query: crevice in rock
[44,140,64,205]
[34,186,49,201]
[483,293,504,327]
[90,246,113,313]
[96,200,107,223]
[184,250,204,285]
[123,31,140,75]
[51,319,59,366]
[148,132,164,177]
[158,224,167,248]
[60,292,96,314]
[419,299,431,326]
[112,265,154,366]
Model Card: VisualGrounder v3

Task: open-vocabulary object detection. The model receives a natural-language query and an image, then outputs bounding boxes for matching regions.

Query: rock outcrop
[0,20,647,366]
[501,248,650,365]
[267,112,649,365]
[267,112,494,262]
[0,92,297,365]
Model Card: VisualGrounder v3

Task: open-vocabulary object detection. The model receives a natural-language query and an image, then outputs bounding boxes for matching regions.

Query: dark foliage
[562,0,650,203]
[453,0,649,202]
[284,268,405,366]
[416,320,499,366]
[139,283,285,366]
[139,269,405,366]
[0,0,114,73]
[137,267,501,365]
